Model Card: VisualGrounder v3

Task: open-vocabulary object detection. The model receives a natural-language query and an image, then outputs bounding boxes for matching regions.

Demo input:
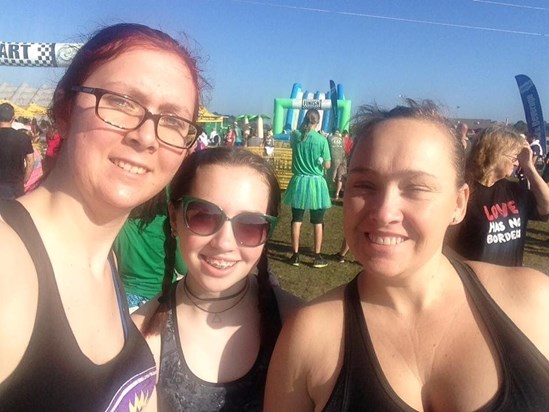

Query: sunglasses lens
[233,214,271,246]
[185,200,223,235]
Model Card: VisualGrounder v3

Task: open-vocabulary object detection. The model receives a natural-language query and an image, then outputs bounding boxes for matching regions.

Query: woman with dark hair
[265,100,549,411]
[133,147,301,411]
[450,125,549,266]
[0,23,203,410]
[283,109,332,268]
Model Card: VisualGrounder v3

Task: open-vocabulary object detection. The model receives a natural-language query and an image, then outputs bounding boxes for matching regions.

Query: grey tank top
[156,279,281,411]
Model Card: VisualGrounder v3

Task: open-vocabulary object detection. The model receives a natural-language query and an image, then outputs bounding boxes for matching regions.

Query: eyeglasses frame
[179,195,278,246]
[71,85,202,149]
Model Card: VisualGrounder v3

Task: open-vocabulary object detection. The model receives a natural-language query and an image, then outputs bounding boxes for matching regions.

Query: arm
[322,139,331,170]
[518,145,549,215]
[24,153,34,183]
[132,299,162,381]
[264,310,316,412]
[0,222,39,384]
[265,292,345,412]
[131,299,162,410]
[470,261,549,359]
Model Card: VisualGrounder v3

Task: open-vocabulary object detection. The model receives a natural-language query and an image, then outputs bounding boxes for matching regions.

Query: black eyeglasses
[180,196,277,247]
[504,154,519,162]
[71,86,201,149]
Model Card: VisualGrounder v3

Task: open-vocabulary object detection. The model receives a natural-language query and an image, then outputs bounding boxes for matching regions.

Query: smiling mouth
[204,256,237,269]
[112,159,148,175]
[368,234,405,245]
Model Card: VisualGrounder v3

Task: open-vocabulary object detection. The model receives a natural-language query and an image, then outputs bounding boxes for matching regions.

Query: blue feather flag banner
[329,80,338,132]
[515,74,546,150]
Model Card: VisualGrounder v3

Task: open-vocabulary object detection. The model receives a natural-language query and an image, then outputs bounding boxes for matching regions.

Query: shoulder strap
[0,200,55,285]
[108,252,130,337]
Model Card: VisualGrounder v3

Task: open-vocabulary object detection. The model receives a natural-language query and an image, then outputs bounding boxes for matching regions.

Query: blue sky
[2,0,549,123]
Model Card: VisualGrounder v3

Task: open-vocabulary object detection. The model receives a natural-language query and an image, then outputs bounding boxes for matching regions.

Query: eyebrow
[348,166,438,180]
[104,83,193,119]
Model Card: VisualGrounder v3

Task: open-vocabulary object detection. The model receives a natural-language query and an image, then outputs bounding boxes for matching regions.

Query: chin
[113,187,153,208]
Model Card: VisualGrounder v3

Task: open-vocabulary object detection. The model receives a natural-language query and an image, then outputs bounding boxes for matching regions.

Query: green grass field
[267,202,549,302]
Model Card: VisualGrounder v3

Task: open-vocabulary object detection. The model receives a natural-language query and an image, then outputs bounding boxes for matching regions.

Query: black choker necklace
[182,276,250,323]
[183,276,250,301]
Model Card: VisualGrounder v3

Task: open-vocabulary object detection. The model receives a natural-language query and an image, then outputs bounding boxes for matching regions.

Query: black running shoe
[289,253,300,266]
[312,254,328,268]
[332,253,345,263]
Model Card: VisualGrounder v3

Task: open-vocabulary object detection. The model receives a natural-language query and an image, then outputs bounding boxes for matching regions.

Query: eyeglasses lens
[233,214,270,246]
[185,201,223,236]
[185,200,270,246]
[98,93,143,129]
[97,92,197,148]
[158,117,198,148]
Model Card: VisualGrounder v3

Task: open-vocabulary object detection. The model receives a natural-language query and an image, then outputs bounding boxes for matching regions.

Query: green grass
[267,202,549,302]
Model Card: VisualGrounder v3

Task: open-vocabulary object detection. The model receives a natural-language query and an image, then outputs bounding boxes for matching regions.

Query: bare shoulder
[0,219,40,382]
[468,260,549,358]
[0,218,39,317]
[264,285,346,412]
[278,284,346,346]
[272,287,304,323]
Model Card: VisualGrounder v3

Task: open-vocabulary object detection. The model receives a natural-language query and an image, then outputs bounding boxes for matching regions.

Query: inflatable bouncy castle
[273,82,351,135]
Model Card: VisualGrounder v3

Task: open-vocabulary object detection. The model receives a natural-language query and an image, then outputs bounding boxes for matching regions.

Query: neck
[358,254,459,316]
[18,186,128,272]
[184,275,250,300]
[181,276,252,324]
[184,275,250,302]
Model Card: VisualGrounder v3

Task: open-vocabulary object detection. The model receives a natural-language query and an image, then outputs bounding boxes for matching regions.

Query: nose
[369,188,403,225]
[124,117,159,151]
[209,219,238,250]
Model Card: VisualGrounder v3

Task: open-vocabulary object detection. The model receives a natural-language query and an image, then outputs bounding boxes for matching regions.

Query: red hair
[49,23,201,130]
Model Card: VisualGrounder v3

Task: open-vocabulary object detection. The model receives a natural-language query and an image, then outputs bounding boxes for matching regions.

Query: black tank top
[156,279,282,411]
[324,258,549,411]
[0,200,157,411]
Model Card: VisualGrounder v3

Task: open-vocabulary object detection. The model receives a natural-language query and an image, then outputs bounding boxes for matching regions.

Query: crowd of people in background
[197,121,274,152]
[0,103,63,200]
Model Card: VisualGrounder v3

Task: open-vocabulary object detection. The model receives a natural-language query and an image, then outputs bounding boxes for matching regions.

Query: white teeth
[368,234,404,245]
[113,159,147,175]
[205,257,237,269]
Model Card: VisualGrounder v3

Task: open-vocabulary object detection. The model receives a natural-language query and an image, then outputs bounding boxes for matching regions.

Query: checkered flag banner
[0,42,82,67]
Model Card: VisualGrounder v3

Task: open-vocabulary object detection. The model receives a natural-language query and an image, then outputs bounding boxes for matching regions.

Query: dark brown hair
[298,109,321,141]
[350,99,465,187]
[145,147,282,344]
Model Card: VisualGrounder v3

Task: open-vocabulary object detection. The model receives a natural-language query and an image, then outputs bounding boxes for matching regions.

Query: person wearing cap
[0,103,34,199]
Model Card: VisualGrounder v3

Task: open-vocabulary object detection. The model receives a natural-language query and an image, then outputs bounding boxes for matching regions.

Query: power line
[472,0,549,12]
[233,0,547,37]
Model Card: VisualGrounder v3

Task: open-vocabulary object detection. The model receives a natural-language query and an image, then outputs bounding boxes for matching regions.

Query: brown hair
[144,147,282,345]
[350,99,465,187]
[298,109,321,141]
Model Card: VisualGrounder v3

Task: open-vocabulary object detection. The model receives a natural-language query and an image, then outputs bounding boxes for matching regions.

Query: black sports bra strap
[0,200,55,291]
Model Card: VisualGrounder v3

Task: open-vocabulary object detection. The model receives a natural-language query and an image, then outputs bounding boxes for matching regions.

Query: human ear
[451,183,470,225]
[168,202,179,237]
